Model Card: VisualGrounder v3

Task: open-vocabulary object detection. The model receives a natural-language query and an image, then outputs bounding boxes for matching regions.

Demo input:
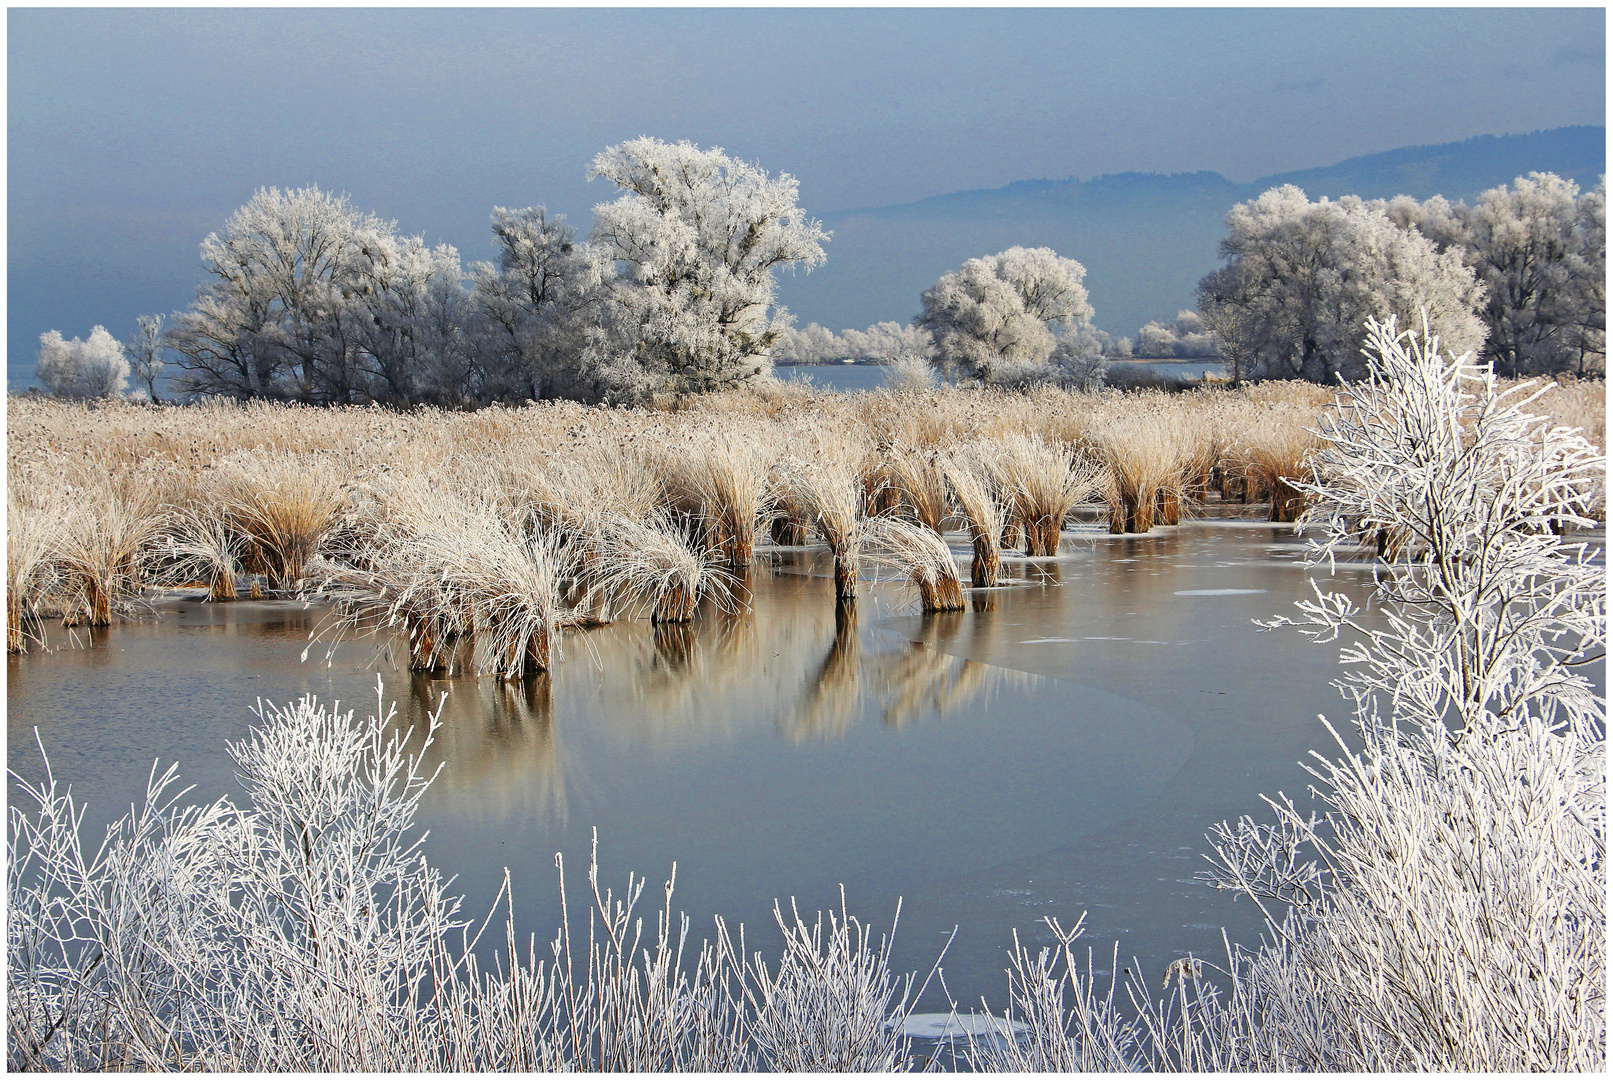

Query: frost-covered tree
[916,246,1094,383]
[769,322,846,365]
[1380,174,1605,376]
[468,206,604,401]
[1566,179,1606,375]
[125,314,165,402]
[840,321,935,364]
[167,185,386,400]
[1135,320,1178,358]
[1134,310,1220,359]
[345,227,471,406]
[35,326,129,399]
[584,138,829,400]
[1196,185,1486,382]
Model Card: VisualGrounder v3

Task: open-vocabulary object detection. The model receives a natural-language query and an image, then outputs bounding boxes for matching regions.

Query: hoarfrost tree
[839,321,935,364]
[166,185,387,401]
[468,206,604,402]
[1381,173,1605,376]
[35,326,129,399]
[344,227,472,406]
[916,246,1094,383]
[584,138,829,401]
[124,314,166,402]
[1134,310,1220,359]
[1196,185,1486,382]
[770,322,845,365]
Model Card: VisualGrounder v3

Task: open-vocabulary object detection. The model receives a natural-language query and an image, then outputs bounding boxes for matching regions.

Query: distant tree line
[34,156,1604,402]
[37,139,827,406]
[1197,173,1605,381]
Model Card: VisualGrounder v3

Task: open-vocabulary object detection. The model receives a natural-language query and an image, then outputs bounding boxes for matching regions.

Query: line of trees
[1199,172,1605,381]
[34,158,1605,403]
[35,139,828,407]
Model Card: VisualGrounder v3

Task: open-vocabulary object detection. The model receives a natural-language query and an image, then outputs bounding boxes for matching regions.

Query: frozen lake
[8,512,1382,1012]
[774,358,1229,394]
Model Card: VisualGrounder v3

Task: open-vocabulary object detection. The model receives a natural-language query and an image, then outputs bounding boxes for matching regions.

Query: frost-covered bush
[7,686,930,1070]
[35,326,130,399]
[952,314,1605,1071]
[1195,314,1605,1069]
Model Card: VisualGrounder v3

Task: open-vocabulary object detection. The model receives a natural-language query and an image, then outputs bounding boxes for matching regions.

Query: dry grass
[216,450,349,591]
[862,517,965,613]
[5,376,1602,655]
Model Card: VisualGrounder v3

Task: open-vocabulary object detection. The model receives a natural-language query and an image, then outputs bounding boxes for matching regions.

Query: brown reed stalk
[863,517,965,612]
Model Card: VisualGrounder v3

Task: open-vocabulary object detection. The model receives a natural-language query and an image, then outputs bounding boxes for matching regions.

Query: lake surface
[10,513,1406,1013]
[774,359,1228,394]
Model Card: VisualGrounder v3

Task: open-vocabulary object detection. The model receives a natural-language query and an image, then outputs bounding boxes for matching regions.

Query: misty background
[8,6,1607,390]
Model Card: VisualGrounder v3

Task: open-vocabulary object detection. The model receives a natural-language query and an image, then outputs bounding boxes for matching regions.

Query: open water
[10,511,1402,1014]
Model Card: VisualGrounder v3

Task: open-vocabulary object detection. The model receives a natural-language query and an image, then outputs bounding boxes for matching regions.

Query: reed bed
[8,333,1605,1069]
[6,377,1602,657]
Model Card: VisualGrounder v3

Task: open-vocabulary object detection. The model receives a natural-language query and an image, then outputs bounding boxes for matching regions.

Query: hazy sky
[7,5,1607,389]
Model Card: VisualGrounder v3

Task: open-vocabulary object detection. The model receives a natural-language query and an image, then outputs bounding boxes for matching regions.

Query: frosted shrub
[1195,313,1606,1069]
[8,687,933,1071]
[36,326,130,400]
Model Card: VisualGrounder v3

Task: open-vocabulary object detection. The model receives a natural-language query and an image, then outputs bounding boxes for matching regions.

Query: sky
[6,5,1607,390]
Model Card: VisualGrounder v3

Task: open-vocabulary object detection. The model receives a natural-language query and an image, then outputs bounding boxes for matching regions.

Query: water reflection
[404,671,573,822]
[785,603,862,742]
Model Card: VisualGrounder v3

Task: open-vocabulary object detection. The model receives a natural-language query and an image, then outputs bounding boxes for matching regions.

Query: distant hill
[775,126,1606,342]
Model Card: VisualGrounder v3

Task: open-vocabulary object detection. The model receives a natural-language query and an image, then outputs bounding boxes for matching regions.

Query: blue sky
[7,6,1606,389]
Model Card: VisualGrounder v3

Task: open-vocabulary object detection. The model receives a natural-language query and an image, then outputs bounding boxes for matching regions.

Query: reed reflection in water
[374,571,1034,825]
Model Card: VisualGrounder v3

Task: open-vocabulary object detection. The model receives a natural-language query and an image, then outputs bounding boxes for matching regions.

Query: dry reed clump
[863,517,965,612]
[658,426,779,569]
[779,446,868,603]
[985,432,1106,553]
[582,510,738,624]
[1096,414,1175,535]
[877,441,954,534]
[159,503,249,601]
[1240,410,1324,523]
[312,474,584,678]
[51,469,169,627]
[216,450,350,591]
[5,489,69,651]
[940,451,1007,586]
